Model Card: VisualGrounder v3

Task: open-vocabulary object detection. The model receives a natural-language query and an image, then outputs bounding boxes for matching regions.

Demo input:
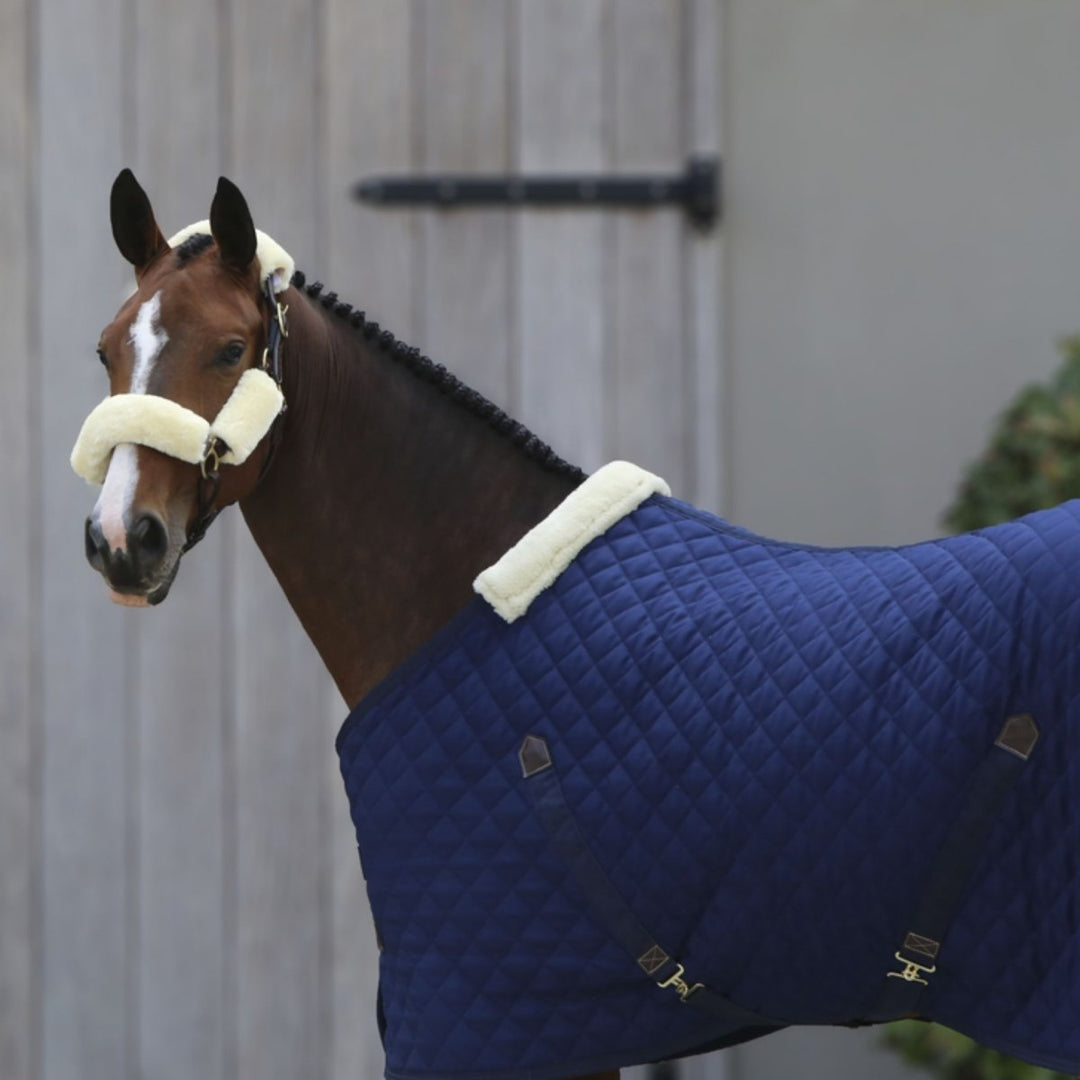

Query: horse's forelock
[174,232,214,266]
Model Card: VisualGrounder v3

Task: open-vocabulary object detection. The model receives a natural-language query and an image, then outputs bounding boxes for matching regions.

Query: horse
[74,171,1080,1079]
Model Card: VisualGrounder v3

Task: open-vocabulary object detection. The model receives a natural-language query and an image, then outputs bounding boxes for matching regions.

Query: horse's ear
[210,176,257,275]
[110,168,169,277]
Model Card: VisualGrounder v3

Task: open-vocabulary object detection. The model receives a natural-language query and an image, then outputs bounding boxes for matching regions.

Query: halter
[184,279,289,552]
[70,232,294,552]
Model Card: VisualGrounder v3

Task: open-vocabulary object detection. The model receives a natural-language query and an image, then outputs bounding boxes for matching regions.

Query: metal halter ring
[200,436,225,479]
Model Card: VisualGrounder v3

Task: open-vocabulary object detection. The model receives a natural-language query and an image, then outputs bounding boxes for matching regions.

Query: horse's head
[72,170,290,605]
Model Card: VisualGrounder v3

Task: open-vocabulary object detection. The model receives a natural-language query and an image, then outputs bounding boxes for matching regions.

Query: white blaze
[129,291,168,392]
[93,290,169,552]
[96,443,139,552]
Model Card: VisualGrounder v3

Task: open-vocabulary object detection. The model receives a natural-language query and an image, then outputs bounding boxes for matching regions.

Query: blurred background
[3,1,1080,1078]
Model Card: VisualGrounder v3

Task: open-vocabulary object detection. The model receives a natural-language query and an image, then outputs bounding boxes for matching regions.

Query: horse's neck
[239,291,581,708]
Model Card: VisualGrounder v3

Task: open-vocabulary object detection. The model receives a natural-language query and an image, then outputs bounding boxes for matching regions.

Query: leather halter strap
[183,278,288,553]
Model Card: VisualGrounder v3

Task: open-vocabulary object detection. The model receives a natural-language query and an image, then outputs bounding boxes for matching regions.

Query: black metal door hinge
[353,155,720,229]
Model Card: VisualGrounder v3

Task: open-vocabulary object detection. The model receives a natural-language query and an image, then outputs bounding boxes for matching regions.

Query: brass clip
[200,438,222,480]
[656,963,704,1003]
[886,952,936,986]
[276,301,289,338]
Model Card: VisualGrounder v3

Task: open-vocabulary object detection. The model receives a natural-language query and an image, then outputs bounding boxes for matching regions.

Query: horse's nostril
[131,512,167,564]
[85,516,107,568]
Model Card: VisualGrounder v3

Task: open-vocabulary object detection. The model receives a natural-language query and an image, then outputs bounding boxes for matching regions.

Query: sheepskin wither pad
[337,461,1080,1079]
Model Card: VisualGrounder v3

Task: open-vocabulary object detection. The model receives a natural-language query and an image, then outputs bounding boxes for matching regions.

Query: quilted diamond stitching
[338,495,1080,1077]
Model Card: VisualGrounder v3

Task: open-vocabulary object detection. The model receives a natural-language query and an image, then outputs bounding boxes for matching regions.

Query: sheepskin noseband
[70,368,284,485]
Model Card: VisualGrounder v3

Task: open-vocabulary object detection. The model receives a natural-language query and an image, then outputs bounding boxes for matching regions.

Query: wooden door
[329,2,725,1076]
[9,2,725,1078]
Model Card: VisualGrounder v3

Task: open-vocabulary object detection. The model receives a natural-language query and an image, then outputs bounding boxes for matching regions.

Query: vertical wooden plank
[687,12,730,1073]
[324,2,415,1076]
[130,6,228,1079]
[608,0,689,490]
[325,0,414,334]
[38,0,132,1076]
[517,0,607,472]
[687,0,725,516]
[229,3,328,1078]
[417,0,512,404]
[230,1,320,268]
[682,5,729,1069]
[0,1,36,1076]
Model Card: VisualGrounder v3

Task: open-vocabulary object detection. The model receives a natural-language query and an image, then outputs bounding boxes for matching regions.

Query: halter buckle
[200,437,224,480]
[276,300,289,338]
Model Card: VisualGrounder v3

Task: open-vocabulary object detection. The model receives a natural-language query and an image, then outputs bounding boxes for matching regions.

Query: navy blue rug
[338,471,1080,1079]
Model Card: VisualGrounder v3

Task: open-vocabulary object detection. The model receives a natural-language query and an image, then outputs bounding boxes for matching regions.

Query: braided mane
[291,270,585,482]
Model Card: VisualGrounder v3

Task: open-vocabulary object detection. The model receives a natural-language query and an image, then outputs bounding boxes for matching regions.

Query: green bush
[883,1020,1067,1080]
[883,337,1080,1080]
[944,337,1080,531]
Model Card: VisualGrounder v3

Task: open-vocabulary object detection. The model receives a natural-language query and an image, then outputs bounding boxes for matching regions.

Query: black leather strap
[182,282,286,553]
[262,278,287,390]
[869,714,1038,1020]
[521,735,780,1032]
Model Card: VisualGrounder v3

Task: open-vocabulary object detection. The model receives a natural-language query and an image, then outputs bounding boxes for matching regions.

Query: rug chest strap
[869,713,1039,1021]
[520,735,780,1032]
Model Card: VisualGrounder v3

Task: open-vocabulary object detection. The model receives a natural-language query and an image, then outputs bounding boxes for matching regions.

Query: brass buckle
[200,438,222,480]
[276,300,289,338]
[886,952,936,986]
[656,963,704,1003]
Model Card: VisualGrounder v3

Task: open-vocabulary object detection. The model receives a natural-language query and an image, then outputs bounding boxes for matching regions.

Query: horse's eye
[96,347,109,370]
[216,341,245,367]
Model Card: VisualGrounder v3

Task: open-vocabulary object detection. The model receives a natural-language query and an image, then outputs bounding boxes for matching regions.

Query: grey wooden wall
[2,1,726,1078]
[7,1,1080,1079]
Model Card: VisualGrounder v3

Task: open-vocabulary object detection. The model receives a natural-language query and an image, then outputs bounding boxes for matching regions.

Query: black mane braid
[291,270,585,482]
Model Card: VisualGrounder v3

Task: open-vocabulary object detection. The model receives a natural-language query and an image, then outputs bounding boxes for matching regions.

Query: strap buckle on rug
[519,734,782,1033]
[886,940,938,988]
[869,713,1039,1021]
[656,964,705,1002]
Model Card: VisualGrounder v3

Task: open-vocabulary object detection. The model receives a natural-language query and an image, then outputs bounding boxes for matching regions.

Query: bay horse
[75,172,1080,1079]
[76,170,610,1080]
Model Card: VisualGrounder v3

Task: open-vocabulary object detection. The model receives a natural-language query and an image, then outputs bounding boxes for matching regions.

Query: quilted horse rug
[336,461,1080,1080]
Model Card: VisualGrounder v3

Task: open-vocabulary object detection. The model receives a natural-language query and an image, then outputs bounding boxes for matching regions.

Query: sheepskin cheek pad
[70,368,284,485]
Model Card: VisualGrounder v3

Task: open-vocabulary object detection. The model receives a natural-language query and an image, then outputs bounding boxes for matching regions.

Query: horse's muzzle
[84,511,173,604]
